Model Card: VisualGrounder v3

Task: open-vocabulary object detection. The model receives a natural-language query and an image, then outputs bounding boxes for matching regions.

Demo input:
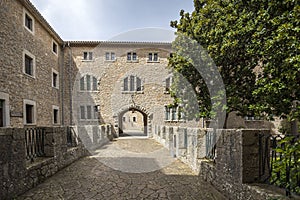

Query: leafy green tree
[169,0,259,125]
[249,1,300,121]
[169,0,300,126]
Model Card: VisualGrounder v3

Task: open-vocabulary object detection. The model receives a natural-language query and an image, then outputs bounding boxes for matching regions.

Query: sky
[30,0,195,42]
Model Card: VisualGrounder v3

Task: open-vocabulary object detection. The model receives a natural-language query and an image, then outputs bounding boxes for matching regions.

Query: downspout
[68,42,73,126]
[61,43,65,126]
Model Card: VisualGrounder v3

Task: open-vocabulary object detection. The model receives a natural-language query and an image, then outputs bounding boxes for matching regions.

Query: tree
[169,0,300,127]
[169,0,258,126]
[249,0,300,122]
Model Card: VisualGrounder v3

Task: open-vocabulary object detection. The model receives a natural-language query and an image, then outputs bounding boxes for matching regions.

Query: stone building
[0,0,66,128]
[67,41,184,137]
[0,0,187,137]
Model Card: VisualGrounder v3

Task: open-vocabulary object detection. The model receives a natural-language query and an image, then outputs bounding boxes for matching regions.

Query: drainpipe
[61,43,65,126]
[67,42,73,126]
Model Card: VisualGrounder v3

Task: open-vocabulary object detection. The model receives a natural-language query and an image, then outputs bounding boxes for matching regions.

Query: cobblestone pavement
[18,137,227,200]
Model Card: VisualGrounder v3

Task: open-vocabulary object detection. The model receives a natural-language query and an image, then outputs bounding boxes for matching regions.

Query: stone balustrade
[0,124,113,199]
[153,125,286,200]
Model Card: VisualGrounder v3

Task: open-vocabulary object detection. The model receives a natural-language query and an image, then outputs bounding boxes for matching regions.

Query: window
[52,69,59,88]
[87,106,92,119]
[53,109,58,124]
[105,52,116,61]
[80,77,85,90]
[0,92,9,127]
[130,76,135,91]
[148,53,158,62]
[166,77,171,92]
[24,10,34,33]
[165,105,183,121]
[123,75,143,92]
[92,77,97,91]
[124,77,128,91]
[26,104,33,124]
[23,50,35,77]
[123,117,126,122]
[52,41,58,54]
[80,106,85,119]
[133,117,136,122]
[25,55,33,75]
[86,75,91,91]
[79,105,98,120]
[53,106,59,124]
[83,52,93,61]
[79,75,98,91]
[165,76,173,93]
[127,52,138,61]
[24,100,36,125]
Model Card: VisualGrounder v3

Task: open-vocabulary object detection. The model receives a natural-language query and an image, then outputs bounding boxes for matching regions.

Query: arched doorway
[115,105,151,137]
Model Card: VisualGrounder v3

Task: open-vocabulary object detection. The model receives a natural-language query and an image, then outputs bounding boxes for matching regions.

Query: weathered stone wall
[0,0,67,127]
[68,42,177,136]
[153,125,207,171]
[0,127,88,199]
[199,129,287,199]
[153,126,287,200]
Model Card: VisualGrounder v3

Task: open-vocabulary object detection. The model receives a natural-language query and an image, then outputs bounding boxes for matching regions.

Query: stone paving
[18,137,227,200]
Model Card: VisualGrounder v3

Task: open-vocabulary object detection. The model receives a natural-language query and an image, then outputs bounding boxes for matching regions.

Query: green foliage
[169,0,300,122]
[271,136,300,195]
[250,0,300,120]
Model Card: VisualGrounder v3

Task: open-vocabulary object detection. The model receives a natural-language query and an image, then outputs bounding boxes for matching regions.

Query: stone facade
[0,0,65,128]
[0,127,89,199]
[0,0,186,135]
[68,41,183,137]
[152,126,288,200]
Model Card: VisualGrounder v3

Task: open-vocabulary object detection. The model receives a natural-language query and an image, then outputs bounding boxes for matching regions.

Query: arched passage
[114,105,151,137]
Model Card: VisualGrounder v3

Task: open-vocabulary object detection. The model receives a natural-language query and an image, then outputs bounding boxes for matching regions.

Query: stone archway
[113,105,152,137]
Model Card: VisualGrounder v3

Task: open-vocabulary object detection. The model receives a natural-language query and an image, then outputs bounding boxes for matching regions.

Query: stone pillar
[176,127,187,157]
[44,127,55,157]
[0,128,27,199]
[196,128,206,159]
[242,129,270,183]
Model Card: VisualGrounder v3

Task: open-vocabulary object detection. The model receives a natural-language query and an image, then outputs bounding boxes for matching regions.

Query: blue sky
[30,0,194,42]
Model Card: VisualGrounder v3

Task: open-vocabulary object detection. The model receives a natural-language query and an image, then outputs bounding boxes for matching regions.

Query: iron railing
[259,133,300,197]
[205,129,217,160]
[25,128,45,162]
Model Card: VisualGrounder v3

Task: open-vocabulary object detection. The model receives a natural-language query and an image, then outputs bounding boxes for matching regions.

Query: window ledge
[164,120,186,123]
[79,119,99,122]
[126,60,139,63]
[24,26,34,35]
[23,73,36,79]
[78,90,99,93]
[122,91,144,94]
[24,123,37,126]
[147,60,160,63]
[104,60,116,63]
[81,59,94,62]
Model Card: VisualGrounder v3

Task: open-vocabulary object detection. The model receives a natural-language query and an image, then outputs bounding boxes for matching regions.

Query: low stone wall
[75,124,114,151]
[152,126,288,200]
[153,125,207,171]
[0,124,113,199]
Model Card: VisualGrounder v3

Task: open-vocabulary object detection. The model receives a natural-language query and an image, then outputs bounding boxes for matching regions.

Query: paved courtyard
[18,137,226,200]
